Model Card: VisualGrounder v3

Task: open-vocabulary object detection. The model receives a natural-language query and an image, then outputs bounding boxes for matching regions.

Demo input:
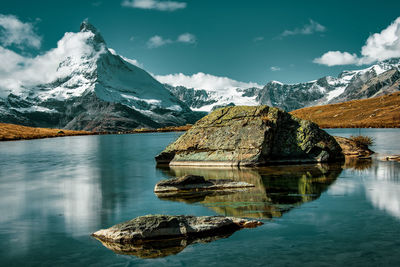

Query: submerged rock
[156,106,344,166]
[92,215,262,243]
[154,175,254,196]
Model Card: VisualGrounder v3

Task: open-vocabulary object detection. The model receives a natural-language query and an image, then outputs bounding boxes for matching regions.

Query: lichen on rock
[156,105,344,166]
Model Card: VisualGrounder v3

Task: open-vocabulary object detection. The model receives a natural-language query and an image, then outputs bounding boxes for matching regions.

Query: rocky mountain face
[0,22,200,131]
[164,59,400,112]
[163,84,217,110]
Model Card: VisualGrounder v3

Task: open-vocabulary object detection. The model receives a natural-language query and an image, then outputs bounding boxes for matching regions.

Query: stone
[154,175,255,196]
[92,215,263,245]
[155,106,344,166]
[333,136,374,158]
[381,155,400,161]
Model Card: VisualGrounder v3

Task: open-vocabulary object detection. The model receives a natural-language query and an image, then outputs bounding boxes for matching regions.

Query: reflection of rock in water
[93,233,234,259]
[342,157,373,171]
[158,164,342,219]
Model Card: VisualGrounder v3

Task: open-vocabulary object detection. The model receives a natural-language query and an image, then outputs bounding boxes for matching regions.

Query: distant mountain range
[0,21,399,131]
[0,22,202,131]
[165,58,400,112]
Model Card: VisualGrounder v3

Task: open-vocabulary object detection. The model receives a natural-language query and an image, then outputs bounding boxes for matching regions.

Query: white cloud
[314,16,400,66]
[121,0,186,11]
[155,72,262,91]
[108,48,143,67]
[147,33,196,48]
[253,36,264,42]
[313,51,359,66]
[147,35,172,48]
[270,66,281,71]
[0,14,41,49]
[177,33,196,44]
[279,19,326,38]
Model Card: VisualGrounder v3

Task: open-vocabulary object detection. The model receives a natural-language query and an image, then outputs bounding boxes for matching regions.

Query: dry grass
[349,135,374,147]
[290,92,400,128]
[0,123,92,141]
[132,124,193,133]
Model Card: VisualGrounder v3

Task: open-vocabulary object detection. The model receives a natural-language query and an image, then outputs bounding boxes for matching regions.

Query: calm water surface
[0,129,399,266]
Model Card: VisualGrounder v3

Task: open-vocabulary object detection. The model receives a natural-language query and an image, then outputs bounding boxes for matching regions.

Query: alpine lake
[0,128,399,266]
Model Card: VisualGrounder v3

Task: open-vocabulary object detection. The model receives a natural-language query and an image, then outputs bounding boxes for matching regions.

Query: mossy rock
[156,106,344,166]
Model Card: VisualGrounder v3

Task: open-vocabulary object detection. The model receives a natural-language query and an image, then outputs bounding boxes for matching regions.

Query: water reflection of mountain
[158,164,343,219]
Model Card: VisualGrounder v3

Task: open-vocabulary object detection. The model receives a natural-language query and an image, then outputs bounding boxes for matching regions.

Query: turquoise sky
[1,0,400,84]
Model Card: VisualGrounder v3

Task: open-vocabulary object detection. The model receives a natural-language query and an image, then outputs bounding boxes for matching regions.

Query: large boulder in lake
[156,106,344,166]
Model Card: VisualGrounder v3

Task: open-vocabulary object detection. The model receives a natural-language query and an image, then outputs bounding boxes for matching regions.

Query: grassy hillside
[0,123,193,141]
[0,123,92,141]
[290,92,400,128]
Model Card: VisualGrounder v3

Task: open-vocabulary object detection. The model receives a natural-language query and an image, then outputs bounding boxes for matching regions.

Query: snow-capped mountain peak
[0,21,199,131]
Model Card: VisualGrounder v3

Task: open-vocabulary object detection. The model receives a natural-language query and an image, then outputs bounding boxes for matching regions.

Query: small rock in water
[333,136,374,158]
[92,215,262,242]
[92,215,263,258]
[381,155,400,161]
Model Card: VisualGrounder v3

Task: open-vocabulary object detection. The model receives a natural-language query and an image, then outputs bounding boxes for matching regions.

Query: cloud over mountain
[0,14,41,49]
[314,16,400,66]
[0,27,99,96]
[155,72,262,91]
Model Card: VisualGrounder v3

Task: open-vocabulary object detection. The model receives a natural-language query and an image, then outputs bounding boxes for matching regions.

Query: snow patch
[11,106,57,113]
[167,105,182,111]
[326,86,346,101]
[121,94,162,105]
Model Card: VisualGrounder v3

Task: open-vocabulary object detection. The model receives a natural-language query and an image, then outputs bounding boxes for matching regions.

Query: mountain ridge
[164,59,400,112]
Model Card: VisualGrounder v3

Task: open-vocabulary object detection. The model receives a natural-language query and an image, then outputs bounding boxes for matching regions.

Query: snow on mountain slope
[0,21,199,131]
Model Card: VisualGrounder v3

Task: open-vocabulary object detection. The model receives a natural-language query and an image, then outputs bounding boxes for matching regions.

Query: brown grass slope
[0,123,92,141]
[290,92,400,128]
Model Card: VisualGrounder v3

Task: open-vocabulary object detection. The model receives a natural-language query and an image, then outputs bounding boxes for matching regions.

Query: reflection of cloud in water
[329,159,400,219]
[364,161,400,219]
[158,164,342,219]
[327,178,359,196]
[366,181,400,219]
[62,165,102,236]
